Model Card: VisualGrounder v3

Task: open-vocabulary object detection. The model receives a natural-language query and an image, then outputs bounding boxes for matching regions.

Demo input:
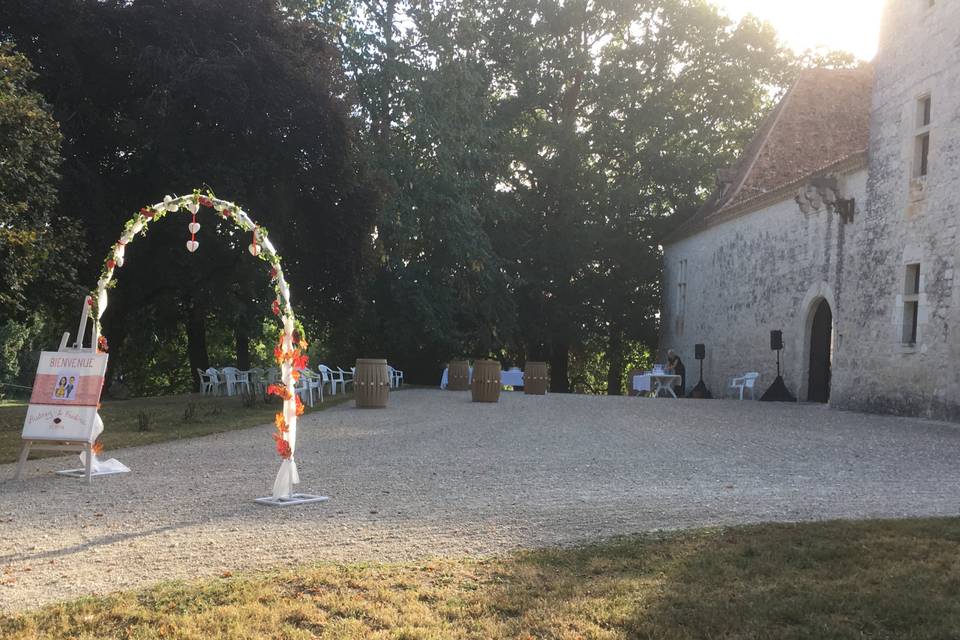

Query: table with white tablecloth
[441,367,525,389]
[440,366,473,389]
[500,368,524,388]
[633,373,682,398]
[632,374,652,393]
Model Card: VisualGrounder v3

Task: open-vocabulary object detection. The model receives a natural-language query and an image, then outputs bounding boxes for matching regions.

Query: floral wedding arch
[89,191,309,502]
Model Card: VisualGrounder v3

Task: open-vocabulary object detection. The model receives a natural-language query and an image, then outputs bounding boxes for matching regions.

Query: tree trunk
[606,327,625,396]
[184,298,210,393]
[235,324,250,371]
[549,340,570,393]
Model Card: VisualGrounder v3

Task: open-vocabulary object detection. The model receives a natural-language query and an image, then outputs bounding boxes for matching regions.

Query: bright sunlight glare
[715,0,885,61]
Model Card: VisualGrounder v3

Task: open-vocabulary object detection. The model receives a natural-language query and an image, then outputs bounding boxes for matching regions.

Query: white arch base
[255,493,330,507]
[56,464,129,479]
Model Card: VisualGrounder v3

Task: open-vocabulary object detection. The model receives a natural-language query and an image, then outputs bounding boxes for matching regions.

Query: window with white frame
[675,259,687,336]
[901,263,921,345]
[913,95,932,180]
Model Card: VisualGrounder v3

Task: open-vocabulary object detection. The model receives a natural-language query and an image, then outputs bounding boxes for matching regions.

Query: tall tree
[0,42,84,390]
[3,0,379,392]
[309,0,516,382]
[294,0,797,390]
[481,0,794,392]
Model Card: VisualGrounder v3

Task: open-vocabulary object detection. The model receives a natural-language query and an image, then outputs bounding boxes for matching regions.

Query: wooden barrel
[471,359,502,403]
[354,358,390,408]
[523,361,549,395]
[448,360,471,391]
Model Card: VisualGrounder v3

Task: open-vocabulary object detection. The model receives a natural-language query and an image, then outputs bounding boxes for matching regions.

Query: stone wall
[661,169,867,400]
[831,0,960,420]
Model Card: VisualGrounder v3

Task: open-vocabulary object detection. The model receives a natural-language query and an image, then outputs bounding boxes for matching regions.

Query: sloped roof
[665,65,874,244]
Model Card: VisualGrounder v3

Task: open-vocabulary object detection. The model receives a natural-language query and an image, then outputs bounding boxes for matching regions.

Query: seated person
[665,349,686,397]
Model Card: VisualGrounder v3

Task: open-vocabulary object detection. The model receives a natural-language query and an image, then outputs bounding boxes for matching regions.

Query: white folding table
[650,374,682,398]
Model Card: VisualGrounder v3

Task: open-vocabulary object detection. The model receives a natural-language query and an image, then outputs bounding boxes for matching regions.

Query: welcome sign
[23,352,108,443]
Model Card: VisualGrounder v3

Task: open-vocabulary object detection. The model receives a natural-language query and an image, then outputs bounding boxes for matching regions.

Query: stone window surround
[909,91,933,203]
[675,259,688,337]
[894,247,927,354]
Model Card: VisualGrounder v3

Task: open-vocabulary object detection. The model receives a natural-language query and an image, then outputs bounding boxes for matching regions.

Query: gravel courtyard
[3,389,960,612]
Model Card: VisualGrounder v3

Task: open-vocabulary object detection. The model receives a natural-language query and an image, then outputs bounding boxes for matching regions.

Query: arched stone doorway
[807,299,833,403]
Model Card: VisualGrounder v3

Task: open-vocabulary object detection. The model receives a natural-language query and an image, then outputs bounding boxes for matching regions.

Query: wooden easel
[15,297,100,484]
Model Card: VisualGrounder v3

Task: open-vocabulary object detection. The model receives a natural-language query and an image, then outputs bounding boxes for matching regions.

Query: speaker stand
[687,359,713,399]
[760,348,796,402]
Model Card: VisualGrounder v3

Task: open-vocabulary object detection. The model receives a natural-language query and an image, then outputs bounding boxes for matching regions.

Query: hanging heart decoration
[186,207,200,253]
[248,228,260,256]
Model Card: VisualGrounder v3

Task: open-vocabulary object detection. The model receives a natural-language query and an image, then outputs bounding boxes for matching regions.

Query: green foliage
[0,43,63,315]
[309,0,516,380]
[2,0,379,389]
[0,43,84,386]
[469,0,795,391]
[0,316,44,399]
[306,0,799,389]
[796,46,866,70]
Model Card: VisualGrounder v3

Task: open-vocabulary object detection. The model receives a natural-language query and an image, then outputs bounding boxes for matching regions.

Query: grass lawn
[0,392,349,465]
[3,518,960,639]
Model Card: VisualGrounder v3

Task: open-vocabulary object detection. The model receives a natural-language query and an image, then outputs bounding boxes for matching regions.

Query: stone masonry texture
[661,0,960,419]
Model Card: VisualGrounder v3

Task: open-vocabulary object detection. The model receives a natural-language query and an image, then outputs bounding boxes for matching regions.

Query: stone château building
[660,0,960,419]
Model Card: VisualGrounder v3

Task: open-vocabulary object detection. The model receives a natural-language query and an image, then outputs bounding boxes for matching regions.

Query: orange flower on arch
[267,384,292,401]
[273,433,292,459]
[292,351,309,371]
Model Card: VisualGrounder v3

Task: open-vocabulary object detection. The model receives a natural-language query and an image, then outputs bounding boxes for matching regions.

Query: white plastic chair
[296,369,323,406]
[730,372,760,400]
[388,365,404,389]
[197,368,215,395]
[249,367,266,396]
[318,364,347,395]
[222,367,251,397]
[337,367,354,392]
[205,367,227,396]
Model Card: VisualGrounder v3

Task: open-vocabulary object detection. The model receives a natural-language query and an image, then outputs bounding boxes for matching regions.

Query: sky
[714,0,885,61]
